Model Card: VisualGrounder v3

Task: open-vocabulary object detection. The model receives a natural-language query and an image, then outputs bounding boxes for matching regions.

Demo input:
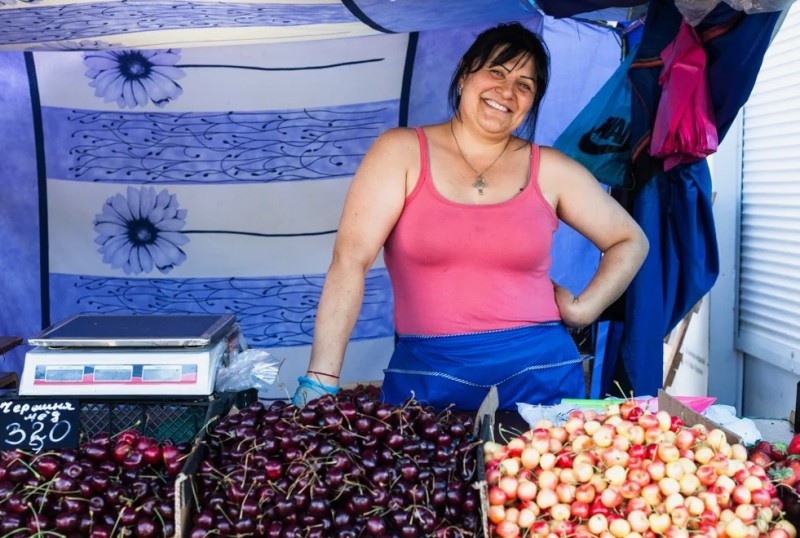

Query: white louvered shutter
[737,4,800,368]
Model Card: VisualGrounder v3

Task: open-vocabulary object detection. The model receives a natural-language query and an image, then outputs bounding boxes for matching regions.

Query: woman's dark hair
[447,22,550,140]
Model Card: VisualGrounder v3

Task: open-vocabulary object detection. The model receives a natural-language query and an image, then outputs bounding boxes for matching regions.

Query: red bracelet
[308,370,339,380]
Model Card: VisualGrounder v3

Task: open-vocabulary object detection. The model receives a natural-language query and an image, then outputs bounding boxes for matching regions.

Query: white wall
[742,355,799,418]
[664,296,710,397]
[707,113,745,412]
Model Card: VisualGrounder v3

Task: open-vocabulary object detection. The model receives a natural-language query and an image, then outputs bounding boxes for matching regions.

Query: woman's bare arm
[540,147,649,327]
[304,128,416,384]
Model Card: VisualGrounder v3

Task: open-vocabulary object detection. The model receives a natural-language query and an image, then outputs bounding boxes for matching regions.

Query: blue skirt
[381,323,584,411]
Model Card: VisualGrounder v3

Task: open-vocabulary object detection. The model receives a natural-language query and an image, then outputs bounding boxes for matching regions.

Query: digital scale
[20,314,239,397]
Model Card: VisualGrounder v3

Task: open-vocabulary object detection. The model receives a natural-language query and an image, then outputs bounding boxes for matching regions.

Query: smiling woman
[448,22,549,143]
[288,21,649,411]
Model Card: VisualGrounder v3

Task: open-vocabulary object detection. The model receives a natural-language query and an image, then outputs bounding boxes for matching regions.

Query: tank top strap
[414,126,429,168]
[527,142,557,227]
[530,142,540,183]
[407,127,431,203]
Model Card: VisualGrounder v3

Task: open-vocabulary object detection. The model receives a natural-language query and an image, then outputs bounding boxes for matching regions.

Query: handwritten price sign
[0,400,80,453]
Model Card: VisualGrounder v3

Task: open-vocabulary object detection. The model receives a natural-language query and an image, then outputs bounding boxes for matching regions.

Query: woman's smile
[483,98,511,113]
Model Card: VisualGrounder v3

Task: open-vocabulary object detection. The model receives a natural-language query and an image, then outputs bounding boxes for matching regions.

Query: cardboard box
[475,390,744,538]
[174,442,206,538]
[173,389,257,538]
[657,389,743,445]
[473,387,499,538]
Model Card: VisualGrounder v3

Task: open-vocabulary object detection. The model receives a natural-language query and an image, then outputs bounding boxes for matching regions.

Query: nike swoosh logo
[578,116,631,155]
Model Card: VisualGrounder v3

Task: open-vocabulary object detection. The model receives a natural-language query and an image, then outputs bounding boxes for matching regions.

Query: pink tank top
[383,127,561,336]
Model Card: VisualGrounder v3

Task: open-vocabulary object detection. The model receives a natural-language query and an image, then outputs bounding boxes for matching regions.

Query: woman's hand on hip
[553,282,590,328]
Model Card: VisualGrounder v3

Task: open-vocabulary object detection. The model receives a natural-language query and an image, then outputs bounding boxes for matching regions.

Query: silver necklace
[450,120,511,195]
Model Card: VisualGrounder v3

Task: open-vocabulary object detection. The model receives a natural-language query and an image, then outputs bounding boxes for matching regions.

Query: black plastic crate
[78,389,257,444]
[80,398,207,444]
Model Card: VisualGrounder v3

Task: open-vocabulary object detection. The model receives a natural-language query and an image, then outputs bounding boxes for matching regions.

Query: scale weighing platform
[20,314,239,397]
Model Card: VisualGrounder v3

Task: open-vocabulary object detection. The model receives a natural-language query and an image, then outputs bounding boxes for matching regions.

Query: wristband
[297,375,340,395]
[308,370,339,380]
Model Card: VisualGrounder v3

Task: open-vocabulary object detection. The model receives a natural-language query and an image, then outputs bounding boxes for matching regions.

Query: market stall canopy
[0,0,650,51]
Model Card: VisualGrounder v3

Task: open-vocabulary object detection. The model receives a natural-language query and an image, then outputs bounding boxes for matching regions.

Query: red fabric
[649,20,719,171]
[383,128,560,336]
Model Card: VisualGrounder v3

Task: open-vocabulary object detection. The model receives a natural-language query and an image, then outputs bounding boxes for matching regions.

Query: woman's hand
[291,375,340,407]
[553,281,590,328]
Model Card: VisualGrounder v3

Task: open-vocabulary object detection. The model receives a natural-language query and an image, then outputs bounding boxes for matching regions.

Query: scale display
[93,365,133,382]
[33,364,196,385]
[142,365,183,382]
[42,366,84,383]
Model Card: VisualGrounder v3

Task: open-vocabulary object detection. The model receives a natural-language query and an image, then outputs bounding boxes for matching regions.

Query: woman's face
[460,51,536,136]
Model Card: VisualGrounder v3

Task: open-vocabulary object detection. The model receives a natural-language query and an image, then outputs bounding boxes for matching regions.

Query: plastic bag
[649,21,719,171]
[676,0,794,27]
[553,45,638,187]
[703,405,762,445]
[215,348,285,392]
[726,0,796,12]
[676,0,727,25]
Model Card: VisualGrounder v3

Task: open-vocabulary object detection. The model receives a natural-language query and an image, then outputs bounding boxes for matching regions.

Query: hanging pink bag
[649,20,719,171]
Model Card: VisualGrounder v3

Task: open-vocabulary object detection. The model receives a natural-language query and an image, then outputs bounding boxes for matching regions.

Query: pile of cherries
[0,430,190,537]
[189,385,481,537]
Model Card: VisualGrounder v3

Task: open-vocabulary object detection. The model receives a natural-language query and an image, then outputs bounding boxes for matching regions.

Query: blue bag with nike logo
[554,45,638,188]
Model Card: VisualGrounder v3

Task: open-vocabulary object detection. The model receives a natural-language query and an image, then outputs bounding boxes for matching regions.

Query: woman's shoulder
[364,127,420,159]
[358,127,426,187]
[538,145,567,161]
[537,145,605,202]
[538,145,590,174]
[380,123,455,143]
[375,126,421,145]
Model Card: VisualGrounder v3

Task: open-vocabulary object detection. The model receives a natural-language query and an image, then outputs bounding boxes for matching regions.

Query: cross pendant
[472,176,487,195]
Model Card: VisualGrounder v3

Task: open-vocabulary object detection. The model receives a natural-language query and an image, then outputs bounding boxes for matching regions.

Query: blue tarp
[536,0,648,19]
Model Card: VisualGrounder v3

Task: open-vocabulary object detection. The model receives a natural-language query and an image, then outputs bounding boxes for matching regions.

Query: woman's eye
[518,82,532,92]
[489,69,504,77]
